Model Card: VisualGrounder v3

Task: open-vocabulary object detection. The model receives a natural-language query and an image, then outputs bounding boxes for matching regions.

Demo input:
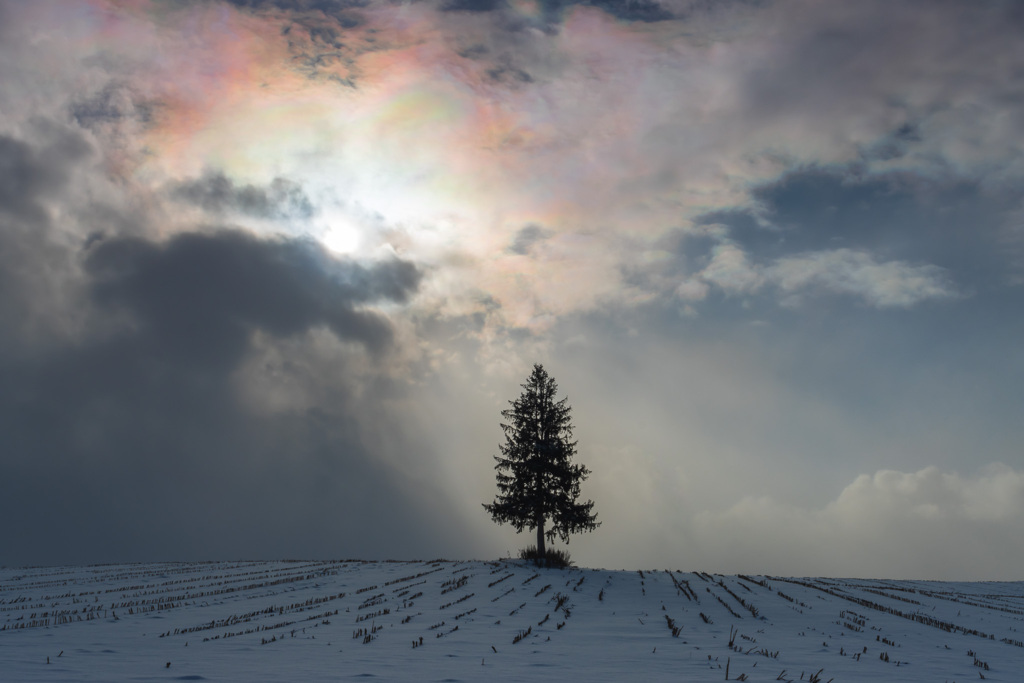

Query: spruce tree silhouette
[483,364,599,564]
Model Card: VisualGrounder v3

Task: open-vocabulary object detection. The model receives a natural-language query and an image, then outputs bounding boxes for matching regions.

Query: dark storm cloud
[0,126,471,567]
[0,129,91,225]
[169,171,316,220]
[86,229,420,366]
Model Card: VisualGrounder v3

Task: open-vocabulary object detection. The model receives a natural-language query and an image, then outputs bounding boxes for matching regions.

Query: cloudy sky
[2,0,1023,579]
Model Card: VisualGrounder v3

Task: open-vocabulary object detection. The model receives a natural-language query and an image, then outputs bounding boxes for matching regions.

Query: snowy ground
[2,560,1023,681]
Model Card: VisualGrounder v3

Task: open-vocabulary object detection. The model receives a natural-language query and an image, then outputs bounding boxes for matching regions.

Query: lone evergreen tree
[483,364,599,562]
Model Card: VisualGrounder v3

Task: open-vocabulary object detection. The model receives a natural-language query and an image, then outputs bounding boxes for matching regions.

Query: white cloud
[675,278,709,301]
[692,464,1024,579]
[699,240,765,294]
[766,248,958,308]
[682,241,957,308]
[833,465,1024,524]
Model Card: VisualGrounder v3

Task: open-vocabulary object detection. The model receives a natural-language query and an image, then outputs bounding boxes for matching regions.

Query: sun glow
[319,213,362,255]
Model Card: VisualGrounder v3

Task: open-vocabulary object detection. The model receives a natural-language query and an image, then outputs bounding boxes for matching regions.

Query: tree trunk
[536,516,546,559]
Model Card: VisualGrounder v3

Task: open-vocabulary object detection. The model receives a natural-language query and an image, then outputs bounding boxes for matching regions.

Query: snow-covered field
[2,560,1023,681]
